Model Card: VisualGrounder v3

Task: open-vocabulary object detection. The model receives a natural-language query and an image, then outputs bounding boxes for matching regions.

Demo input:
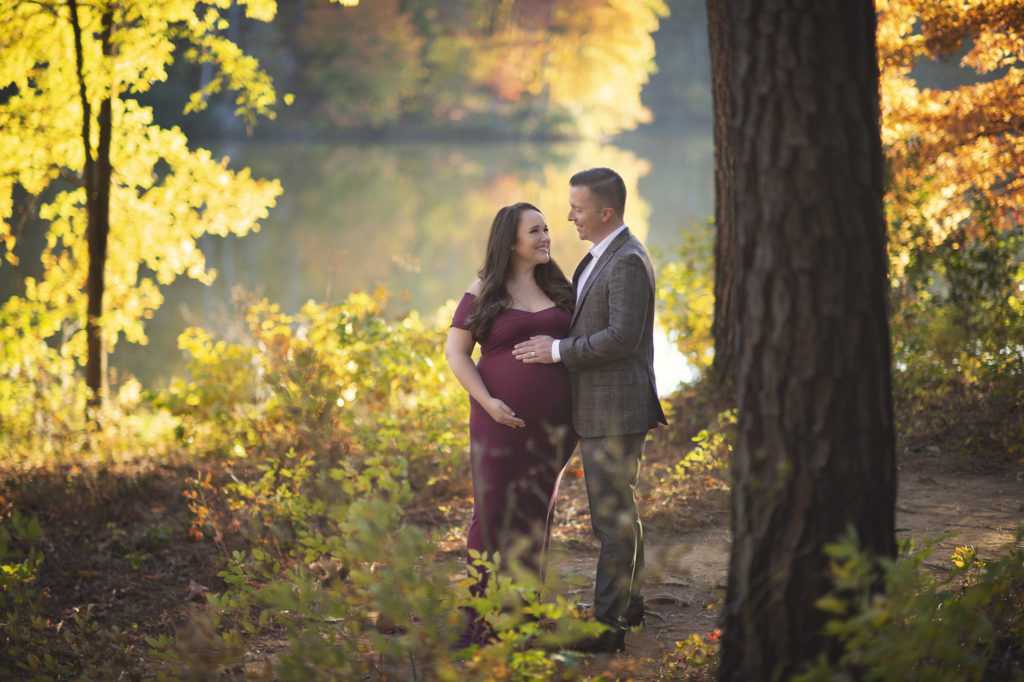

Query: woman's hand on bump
[484,397,525,428]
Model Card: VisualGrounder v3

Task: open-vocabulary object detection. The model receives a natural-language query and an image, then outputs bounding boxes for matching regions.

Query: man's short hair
[570,167,626,217]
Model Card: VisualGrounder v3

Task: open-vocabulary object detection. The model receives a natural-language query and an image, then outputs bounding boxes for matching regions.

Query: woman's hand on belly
[482,396,526,429]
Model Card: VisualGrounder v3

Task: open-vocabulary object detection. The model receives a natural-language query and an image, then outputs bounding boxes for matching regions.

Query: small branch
[57,168,85,188]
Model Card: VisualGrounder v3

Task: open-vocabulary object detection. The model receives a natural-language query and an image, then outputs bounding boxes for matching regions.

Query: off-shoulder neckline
[461,292,559,314]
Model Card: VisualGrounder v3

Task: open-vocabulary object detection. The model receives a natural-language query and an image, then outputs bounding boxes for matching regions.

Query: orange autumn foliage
[878,0,1024,272]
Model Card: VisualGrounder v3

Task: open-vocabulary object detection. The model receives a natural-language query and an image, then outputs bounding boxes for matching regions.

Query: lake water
[115,129,714,396]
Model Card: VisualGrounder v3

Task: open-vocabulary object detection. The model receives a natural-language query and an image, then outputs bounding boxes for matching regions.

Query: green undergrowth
[795,530,1024,682]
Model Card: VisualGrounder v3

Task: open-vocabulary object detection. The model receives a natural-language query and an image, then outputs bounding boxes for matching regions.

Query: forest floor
[4,399,1022,680]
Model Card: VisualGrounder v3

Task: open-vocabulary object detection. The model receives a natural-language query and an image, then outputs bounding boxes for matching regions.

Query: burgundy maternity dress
[451,293,578,589]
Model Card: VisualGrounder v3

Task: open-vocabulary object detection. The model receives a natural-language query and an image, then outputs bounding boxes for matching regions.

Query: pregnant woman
[445,202,578,647]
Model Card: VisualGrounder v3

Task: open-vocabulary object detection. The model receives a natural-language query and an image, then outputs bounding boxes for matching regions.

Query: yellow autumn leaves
[879,0,1024,273]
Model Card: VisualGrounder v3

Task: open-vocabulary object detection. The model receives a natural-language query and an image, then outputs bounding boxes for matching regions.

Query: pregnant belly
[478,352,572,424]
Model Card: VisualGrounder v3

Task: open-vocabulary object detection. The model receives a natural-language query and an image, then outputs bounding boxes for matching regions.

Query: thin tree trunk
[90,89,112,403]
[7,184,38,297]
[69,0,114,408]
[707,0,736,386]
[718,2,897,680]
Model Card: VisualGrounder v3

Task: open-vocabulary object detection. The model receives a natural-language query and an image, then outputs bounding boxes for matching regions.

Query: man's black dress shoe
[568,624,626,653]
[624,610,645,628]
[573,602,645,627]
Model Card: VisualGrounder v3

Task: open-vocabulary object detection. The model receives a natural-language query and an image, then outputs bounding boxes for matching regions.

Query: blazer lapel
[571,229,632,326]
[571,252,593,291]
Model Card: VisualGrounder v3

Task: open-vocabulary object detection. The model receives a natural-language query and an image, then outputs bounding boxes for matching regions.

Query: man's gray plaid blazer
[559,228,668,437]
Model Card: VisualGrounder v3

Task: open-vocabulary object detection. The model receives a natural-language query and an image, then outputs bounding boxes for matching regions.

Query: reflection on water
[115,132,713,396]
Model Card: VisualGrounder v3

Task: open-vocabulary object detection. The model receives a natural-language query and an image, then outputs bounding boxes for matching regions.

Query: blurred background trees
[149,0,672,140]
[878,0,1024,456]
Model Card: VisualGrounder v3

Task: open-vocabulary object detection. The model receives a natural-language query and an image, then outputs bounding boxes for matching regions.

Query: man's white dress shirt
[551,224,628,363]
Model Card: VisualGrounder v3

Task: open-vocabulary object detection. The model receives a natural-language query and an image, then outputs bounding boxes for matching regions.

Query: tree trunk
[86,92,112,407]
[70,0,114,408]
[718,2,897,680]
[707,0,736,386]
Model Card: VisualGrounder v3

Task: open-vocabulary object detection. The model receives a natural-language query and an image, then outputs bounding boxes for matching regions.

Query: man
[513,167,667,653]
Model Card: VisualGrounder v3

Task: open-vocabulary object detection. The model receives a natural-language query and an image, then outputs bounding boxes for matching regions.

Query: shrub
[794,529,1024,682]
[654,219,715,376]
[890,216,1024,460]
[157,291,466,482]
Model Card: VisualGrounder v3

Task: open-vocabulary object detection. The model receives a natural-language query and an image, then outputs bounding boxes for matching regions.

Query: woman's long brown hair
[465,202,574,344]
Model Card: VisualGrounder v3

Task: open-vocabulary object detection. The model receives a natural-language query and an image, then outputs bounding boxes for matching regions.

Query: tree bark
[717,2,897,680]
[70,0,114,408]
[707,0,736,385]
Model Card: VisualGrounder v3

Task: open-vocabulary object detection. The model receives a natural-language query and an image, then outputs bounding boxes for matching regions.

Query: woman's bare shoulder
[466,279,483,296]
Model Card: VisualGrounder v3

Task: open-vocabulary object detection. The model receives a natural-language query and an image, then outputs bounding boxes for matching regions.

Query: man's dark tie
[572,252,594,291]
